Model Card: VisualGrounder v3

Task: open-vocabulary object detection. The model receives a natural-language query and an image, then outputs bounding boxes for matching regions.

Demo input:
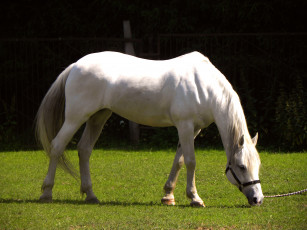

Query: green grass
[0,148,306,229]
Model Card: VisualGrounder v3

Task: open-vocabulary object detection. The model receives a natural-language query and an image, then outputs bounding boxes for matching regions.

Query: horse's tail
[35,63,79,179]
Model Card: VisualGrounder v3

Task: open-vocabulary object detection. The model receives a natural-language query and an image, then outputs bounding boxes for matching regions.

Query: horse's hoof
[190,201,205,207]
[85,197,100,204]
[161,198,176,206]
[39,195,52,203]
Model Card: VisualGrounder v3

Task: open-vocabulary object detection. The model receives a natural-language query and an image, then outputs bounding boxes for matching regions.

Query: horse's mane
[224,86,260,169]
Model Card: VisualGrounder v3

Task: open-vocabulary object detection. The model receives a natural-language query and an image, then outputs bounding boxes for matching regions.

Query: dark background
[0,0,306,150]
[2,0,306,37]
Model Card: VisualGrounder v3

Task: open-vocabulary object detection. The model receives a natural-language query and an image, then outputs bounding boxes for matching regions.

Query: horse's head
[226,133,264,206]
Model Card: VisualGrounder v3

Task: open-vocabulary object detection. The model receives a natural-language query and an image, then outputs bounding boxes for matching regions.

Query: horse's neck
[213,91,248,159]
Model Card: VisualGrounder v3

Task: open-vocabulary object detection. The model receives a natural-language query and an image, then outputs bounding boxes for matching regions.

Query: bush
[275,75,306,150]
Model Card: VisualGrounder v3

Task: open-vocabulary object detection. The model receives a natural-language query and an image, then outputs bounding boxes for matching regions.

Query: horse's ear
[252,132,258,146]
[238,135,244,148]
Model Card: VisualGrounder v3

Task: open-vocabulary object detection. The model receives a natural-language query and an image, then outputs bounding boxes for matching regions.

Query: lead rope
[264,188,307,198]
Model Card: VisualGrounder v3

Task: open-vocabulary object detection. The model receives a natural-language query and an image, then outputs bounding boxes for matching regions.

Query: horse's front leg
[161,142,184,205]
[177,122,205,207]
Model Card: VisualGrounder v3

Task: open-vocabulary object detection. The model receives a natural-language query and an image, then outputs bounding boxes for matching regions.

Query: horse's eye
[239,165,247,171]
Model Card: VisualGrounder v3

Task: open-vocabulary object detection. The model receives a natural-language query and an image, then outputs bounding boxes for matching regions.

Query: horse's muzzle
[244,185,264,206]
[249,196,263,206]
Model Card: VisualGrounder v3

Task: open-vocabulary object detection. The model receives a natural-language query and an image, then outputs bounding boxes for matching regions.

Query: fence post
[123,20,140,145]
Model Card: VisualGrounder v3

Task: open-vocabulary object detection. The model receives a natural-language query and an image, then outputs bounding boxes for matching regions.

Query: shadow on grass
[0,198,160,206]
[0,198,85,205]
[0,198,251,208]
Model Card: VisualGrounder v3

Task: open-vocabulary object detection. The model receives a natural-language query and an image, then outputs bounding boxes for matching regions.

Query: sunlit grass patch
[0,149,306,229]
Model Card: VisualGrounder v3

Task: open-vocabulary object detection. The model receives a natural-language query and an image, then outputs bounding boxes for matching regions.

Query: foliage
[275,76,307,149]
[0,149,306,229]
[140,126,178,147]
[0,97,17,144]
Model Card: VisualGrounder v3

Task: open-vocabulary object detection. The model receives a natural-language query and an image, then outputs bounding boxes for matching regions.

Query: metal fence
[1,33,306,147]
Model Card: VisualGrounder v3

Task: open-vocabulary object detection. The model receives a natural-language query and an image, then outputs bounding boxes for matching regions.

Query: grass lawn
[0,148,306,229]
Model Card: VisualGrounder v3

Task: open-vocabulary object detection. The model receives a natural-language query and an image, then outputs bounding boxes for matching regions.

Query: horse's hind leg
[77,109,112,203]
[40,120,83,202]
[161,142,184,205]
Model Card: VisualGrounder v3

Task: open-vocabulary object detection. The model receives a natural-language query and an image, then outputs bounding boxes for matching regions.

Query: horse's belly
[109,102,174,127]
[118,113,173,127]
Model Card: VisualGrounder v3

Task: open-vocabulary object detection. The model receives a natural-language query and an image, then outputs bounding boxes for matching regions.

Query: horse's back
[74,51,208,78]
[65,51,216,127]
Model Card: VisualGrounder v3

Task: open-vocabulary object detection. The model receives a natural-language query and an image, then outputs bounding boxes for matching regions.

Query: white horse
[36,51,263,207]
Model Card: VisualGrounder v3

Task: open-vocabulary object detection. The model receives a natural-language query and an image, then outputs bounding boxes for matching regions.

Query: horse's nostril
[253,197,258,204]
